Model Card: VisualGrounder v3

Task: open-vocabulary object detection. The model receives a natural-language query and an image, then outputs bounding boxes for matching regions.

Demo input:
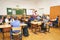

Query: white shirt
[10,19,14,23]
[5,18,9,23]
[47,16,50,20]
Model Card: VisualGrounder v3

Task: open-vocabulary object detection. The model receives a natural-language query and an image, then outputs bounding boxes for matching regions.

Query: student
[43,18,48,32]
[10,16,20,28]
[53,16,59,27]
[29,16,35,21]
[20,17,29,36]
[46,15,50,22]
[0,16,3,32]
[10,16,21,39]
[9,16,14,23]
[42,14,46,19]
[2,16,6,24]
[5,16,9,24]
[10,16,20,33]
[36,15,41,21]
[0,16,3,25]
[28,16,35,28]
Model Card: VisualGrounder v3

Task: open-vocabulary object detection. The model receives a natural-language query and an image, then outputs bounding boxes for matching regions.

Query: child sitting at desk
[53,16,59,27]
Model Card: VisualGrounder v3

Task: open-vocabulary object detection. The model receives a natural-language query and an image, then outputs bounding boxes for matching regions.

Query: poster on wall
[12,10,16,15]
[26,9,33,15]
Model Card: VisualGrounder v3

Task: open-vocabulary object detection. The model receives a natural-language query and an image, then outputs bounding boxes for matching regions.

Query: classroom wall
[0,0,60,15]
[37,0,60,14]
[0,0,37,15]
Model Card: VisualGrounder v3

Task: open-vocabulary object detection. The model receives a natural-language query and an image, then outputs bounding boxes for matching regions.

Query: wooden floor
[22,28,60,40]
[0,28,60,40]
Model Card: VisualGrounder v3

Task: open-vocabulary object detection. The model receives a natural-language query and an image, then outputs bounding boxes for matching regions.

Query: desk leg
[2,32,4,40]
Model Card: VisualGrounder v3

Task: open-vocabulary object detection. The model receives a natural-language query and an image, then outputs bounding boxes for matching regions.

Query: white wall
[0,0,60,15]
[37,0,60,14]
[0,0,37,15]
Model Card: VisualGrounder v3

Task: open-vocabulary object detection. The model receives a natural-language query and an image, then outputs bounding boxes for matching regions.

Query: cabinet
[50,6,60,27]
[50,6,60,19]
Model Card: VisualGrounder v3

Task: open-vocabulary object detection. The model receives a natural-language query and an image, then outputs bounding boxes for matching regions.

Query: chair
[31,21,38,33]
[46,22,50,32]
[11,27,22,40]
[31,23,38,33]
[38,21,43,31]
[58,20,60,27]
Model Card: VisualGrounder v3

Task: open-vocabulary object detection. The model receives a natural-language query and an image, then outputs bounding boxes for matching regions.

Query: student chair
[11,27,22,40]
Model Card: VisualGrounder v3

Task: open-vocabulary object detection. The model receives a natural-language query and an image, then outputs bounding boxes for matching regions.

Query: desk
[50,19,55,22]
[0,24,11,28]
[0,24,11,40]
[50,19,59,27]
[20,23,27,29]
[31,21,43,26]
[20,23,27,27]
[24,19,28,22]
[31,21,43,33]
[20,23,29,36]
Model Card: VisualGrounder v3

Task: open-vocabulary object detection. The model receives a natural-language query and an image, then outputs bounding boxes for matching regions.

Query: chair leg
[34,28,36,33]
[19,34,22,40]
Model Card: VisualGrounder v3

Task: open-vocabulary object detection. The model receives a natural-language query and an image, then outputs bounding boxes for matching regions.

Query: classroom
[0,0,60,40]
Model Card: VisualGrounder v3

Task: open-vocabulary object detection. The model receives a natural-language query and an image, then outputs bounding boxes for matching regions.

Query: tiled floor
[0,28,60,40]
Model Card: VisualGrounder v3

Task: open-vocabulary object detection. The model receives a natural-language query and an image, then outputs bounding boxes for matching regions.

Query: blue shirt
[36,16,41,21]
[10,20,20,27]
[55,17,58,23]
[10,20,20,34]
[29,17,34,21]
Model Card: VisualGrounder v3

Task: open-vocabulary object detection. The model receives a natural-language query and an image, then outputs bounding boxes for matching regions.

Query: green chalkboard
[7,8,12,15]
[7,8,26,15]
[16,9,24,15]
[16,9,26,15]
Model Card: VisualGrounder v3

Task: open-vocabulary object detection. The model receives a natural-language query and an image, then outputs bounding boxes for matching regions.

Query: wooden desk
[0,24,11,28]
[31,21,43,33]
[50,19,55,22]
[20,23,27,29]
[20,23,27,30]
[0,24,11,40]
[20,23,27,27]
[24,19,28,22]
[0,24,11,32]
[31,21,43,25]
